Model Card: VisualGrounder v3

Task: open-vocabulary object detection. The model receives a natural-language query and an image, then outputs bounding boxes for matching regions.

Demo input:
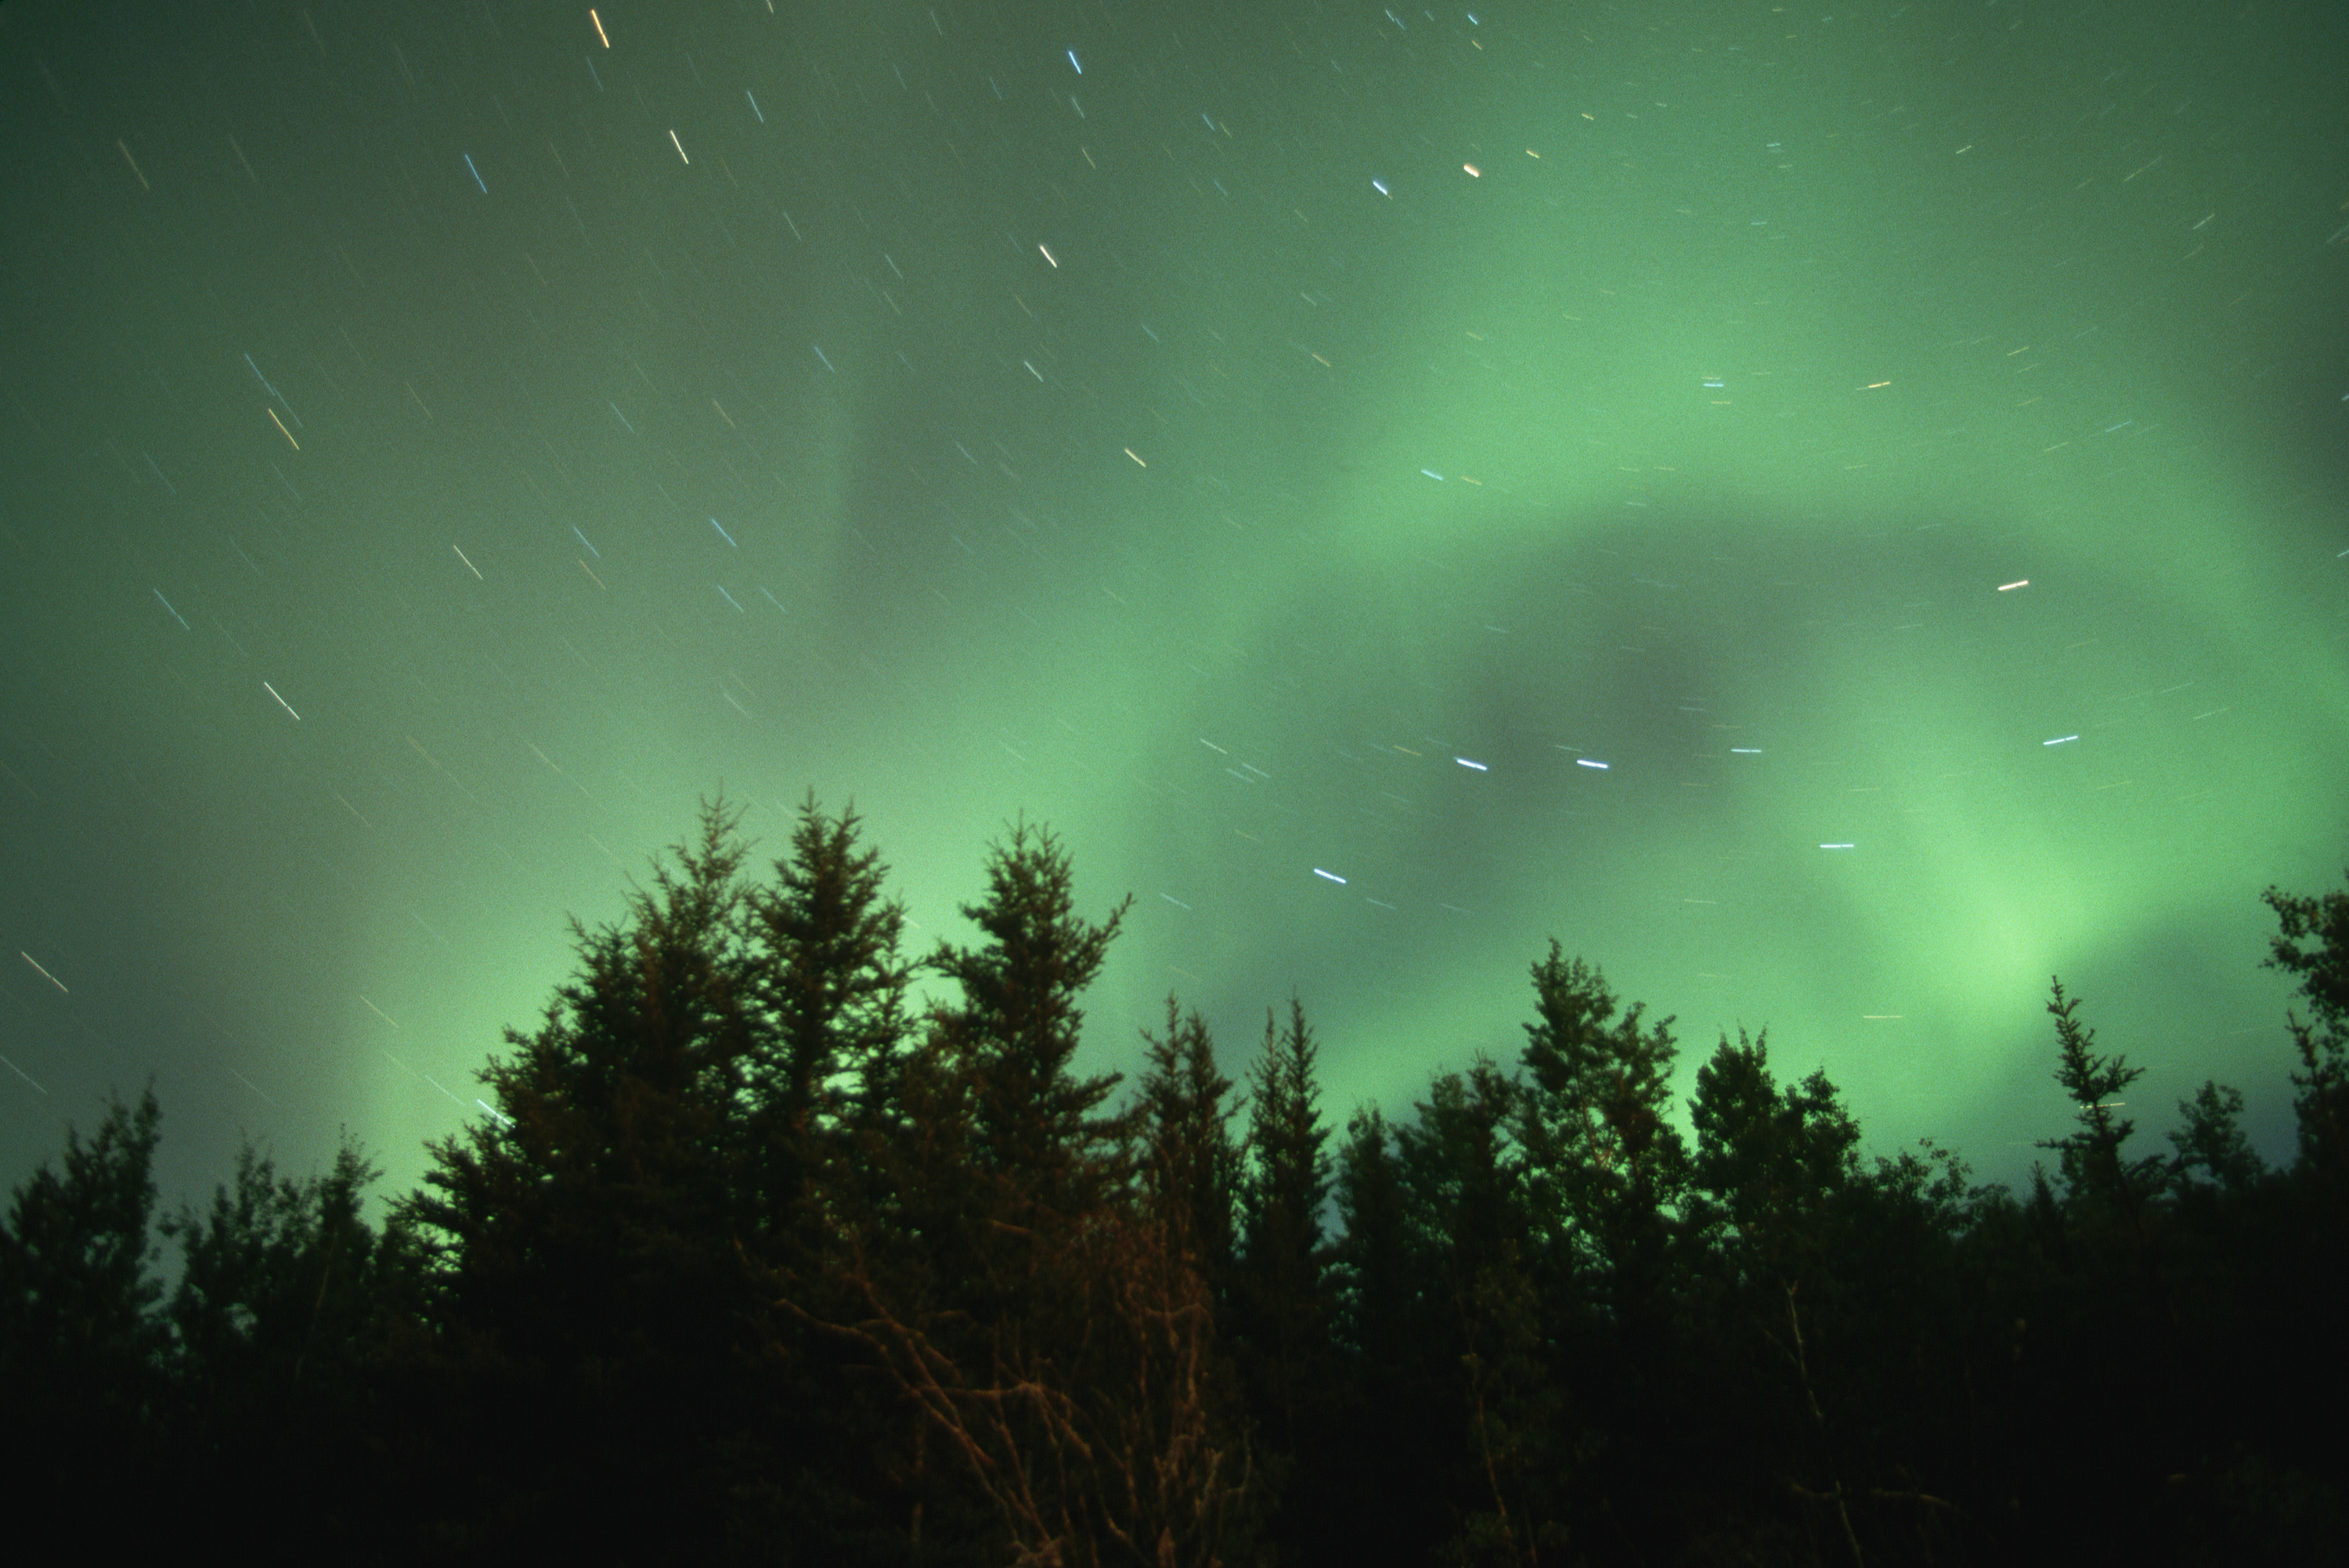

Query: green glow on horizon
[0,0,2340,1211]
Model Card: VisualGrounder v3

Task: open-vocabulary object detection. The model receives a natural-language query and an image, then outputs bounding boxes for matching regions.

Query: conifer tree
[1398,1061,1530,1310]
[926,818,1133,1230]
[0,1083,165,1376]
[1330,1106,1415,1377]
[1232,996,1333,1456]
[1319,1105,1450,1563]
[1688,1029,1862,1289]
[724,795,922,1552]
[1976,983,2193,1560]
[0,1085,168,1519]
[394,799,763,1560]
[2262,872,2349,1196]
[1135,997,1242,1289]
[164,1134,392,1413]
[2167,1080,2261,1197]
[2038,979,2164,1231]
[1126,997,1255,1563]
[160,1134,417,1549]
[792,825,1267,1567]
[1514,944,1687,1324]
[1397,1060,1562,1568]
[743,791,914,1263]
[402,798,758,1346]
[1686,1033,1878,1558]
[881,819,1135,1548]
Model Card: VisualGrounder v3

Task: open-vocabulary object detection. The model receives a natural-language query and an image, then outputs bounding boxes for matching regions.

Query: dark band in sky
[1,0,2344,1204]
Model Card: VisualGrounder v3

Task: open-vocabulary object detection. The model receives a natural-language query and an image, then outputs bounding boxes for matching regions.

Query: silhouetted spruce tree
[2188,871,2349,1566]
[2263,872,2349,1206]
[1135,997,1242,1298]
[1821,1137,1979,1555]
[906,820,1135,1502]
[394,798,763,1563]
[160,1132,421,1548]
[2039,979,2167,1238]
[734,793,919,1556]
[792,820,1268,1566]
[0,1084,168,1522]
[926,818,1133,1234]
[1684,1031,1968,1561]
[812,953,998,1566]
[2167,1080,2262,1199]
[1514,944,1687,1331]
[1685,1027,1856,1498]
[1319,1104,1449,1565]
[743,791,915,1260]
[1506,944,1687,1554]
[1327,1104,1416,1381]
[1125,997,1257,1563]
[1398,1058,1565,1568]
[1230,993,1333,1553]
[2145,1070,2308,1566]
[1968,980,2187,1566]
[1689,1030,1862,1292]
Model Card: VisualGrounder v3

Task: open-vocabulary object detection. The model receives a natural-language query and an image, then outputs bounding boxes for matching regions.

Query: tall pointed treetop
[928,819,1133,1213]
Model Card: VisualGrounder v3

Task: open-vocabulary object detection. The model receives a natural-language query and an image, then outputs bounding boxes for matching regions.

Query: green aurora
[1,0,2344,1208]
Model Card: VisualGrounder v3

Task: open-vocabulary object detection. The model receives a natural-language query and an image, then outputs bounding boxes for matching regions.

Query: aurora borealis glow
[2,0,2344,1207]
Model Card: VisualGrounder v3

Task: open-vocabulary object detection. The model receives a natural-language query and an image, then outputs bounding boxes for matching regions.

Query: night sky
[3,0,2344,1212]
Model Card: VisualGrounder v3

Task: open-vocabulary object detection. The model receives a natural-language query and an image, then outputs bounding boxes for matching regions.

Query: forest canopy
[3,795,2344,1566]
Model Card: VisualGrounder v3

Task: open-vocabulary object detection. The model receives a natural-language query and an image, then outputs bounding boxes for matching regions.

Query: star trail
[2,0,2344,1206]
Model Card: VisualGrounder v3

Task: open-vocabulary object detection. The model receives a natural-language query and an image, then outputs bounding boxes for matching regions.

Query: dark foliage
[0,1084,168,1521]
[7,818,2346,1566]
[1230,997,1337,1561]
[2264,875,2349,1206]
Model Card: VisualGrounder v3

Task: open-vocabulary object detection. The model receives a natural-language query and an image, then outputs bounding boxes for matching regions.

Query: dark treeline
[4,796,2345,1565]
